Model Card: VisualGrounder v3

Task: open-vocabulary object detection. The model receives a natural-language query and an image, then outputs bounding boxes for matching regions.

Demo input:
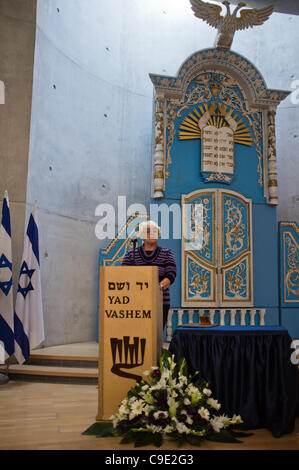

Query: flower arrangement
[107,349,250,447]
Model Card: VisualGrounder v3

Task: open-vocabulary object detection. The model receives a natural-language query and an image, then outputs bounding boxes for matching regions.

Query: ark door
[182,189,253,307]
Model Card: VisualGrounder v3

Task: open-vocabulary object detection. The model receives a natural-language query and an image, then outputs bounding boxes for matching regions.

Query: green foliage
[120,430,163,448]
[159,348,172,372]
[207,430,243,443]
[185,434,203,446]
[82,422,116,437]
[231,430,254,438]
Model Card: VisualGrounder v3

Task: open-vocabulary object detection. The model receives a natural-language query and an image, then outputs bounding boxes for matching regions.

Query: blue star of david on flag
[17,261,35,299]
[0,253,13,296]
[0,253,12,270]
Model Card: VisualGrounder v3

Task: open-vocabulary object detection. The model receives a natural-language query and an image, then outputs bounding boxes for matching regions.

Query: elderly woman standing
[121,221,177,330]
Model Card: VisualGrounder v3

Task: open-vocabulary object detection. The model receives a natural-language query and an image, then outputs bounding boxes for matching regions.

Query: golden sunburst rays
[178,106,203,140]
[178,103,253,147]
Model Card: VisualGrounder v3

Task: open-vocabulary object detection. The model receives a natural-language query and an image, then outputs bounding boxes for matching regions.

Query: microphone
[130,235,138,247]
[130,234,138,265]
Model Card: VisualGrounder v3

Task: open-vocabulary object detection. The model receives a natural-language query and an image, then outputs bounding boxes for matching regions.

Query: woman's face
[144,225,159,242]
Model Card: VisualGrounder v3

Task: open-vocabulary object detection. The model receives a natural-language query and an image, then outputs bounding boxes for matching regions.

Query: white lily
[207,397,221,410]
[198,407,210,421]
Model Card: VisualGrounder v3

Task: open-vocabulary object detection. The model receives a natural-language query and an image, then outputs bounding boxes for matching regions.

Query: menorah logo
[110,336,146,382]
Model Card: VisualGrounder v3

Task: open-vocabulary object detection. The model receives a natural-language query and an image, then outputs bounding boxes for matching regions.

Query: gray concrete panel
[0,0,36,299]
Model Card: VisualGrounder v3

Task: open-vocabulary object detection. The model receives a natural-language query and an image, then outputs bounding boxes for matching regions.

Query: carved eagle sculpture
[190,0,274,49]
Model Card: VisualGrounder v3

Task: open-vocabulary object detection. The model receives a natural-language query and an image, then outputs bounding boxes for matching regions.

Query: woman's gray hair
[138,220,161,239]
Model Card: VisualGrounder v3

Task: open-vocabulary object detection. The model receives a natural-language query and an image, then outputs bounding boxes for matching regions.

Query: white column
[152,96,165,199]
[178,309,184,326]
[229,309,237,326]
[188,310,194,324]
[249,310,256,326]
[220,309,226,326]
[259,309,266,326]
[209,309,215,325]
[240,309,247,326]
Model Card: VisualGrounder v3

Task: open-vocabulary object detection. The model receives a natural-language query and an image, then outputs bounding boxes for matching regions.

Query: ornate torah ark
[99,48,299,337]
[149,47,290,327]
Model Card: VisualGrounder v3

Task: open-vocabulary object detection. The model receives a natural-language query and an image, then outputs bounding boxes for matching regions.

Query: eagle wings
[190,0,274,48]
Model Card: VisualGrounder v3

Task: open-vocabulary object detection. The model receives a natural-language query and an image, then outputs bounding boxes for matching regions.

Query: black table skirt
[169,326,299,437]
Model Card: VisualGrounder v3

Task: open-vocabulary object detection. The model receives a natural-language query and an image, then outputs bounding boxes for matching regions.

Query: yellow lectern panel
[97,266,163,421]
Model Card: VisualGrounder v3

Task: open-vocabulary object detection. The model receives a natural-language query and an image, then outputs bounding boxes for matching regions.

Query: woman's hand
[160,278,171,291]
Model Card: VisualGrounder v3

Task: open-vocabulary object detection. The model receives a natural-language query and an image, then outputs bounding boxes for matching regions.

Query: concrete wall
[0,0,37,294]
[26,0,299,346]
[233,12,299,225]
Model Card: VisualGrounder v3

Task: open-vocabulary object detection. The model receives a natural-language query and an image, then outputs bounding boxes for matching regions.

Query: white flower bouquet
[107,349,250,447]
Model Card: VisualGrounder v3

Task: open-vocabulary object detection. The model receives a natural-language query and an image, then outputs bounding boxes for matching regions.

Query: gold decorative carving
[101,213,149,265]
[206,173,232,183]
[225,263,247,297]
[190,0,273,50]
[179,102,253,147]
[152,96,165,198]
[189,263,210,297]
[284,232,299,299]
[224,199,245,258]
[170,73,263,185]
[267,107,278,205]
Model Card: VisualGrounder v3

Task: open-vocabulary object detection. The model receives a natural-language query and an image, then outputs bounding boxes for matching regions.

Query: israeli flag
[0,191,14,361]
[14,201,44,365]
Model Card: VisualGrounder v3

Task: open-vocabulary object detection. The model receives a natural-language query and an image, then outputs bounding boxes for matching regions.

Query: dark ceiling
[229,0,299,15]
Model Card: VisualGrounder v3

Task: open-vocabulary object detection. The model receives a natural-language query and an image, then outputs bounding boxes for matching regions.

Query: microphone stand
[131,236,138,266]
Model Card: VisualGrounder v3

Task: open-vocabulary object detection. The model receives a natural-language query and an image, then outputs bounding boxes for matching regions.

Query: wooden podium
[97,266,163,421]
